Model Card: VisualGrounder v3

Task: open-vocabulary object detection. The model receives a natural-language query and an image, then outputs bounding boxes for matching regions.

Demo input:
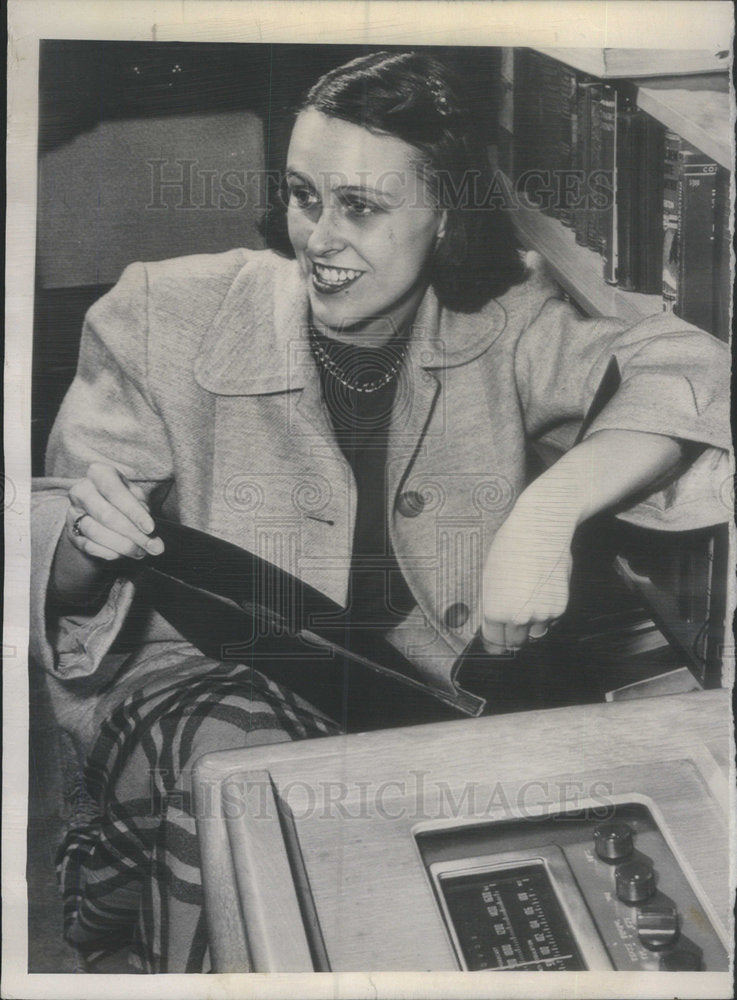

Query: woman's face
[286,109,446,345]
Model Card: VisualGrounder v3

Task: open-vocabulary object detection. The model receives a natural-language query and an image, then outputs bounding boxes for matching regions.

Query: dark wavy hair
[265,51,525,312]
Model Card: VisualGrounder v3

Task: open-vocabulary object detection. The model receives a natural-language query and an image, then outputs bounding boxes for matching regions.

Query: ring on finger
[71,512,88,537]
[481,637,520,654]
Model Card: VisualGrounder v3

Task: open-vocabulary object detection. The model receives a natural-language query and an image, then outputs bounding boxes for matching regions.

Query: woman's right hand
[65,462,164,562]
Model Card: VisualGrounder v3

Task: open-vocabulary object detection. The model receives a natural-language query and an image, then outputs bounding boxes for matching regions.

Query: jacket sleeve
[513,296,731,530]
[32,262,174,678]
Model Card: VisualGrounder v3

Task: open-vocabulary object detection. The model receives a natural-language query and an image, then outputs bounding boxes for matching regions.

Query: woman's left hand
[480,496,575,651]
[480,429,686,652]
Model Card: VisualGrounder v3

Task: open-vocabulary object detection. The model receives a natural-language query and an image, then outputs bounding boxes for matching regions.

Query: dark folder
[139,518,476,731]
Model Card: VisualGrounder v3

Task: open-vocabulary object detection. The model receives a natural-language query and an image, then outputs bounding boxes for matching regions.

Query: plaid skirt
[56,655,339,973]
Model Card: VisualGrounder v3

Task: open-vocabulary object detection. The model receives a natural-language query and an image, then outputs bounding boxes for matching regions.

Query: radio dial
[636,904,679,950]
[593,821,634,862]
[615,861,656,904]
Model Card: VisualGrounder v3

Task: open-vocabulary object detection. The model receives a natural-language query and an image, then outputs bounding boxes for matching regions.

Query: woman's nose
[306,206,347,257]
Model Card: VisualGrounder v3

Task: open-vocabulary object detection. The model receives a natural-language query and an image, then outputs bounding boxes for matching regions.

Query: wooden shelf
[636,74,732,169]
[535,47,730,79]
[508,198,662,322]
[533,49,731,169]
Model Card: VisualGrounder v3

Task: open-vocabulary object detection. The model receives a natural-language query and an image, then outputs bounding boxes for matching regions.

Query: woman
[32,51,729,972]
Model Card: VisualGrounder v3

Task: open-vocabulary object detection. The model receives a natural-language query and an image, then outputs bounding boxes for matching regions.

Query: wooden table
[193,688,732,990]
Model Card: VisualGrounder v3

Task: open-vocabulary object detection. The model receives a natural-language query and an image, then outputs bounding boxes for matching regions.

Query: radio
[194,690,731,983]
[419,801,727,972]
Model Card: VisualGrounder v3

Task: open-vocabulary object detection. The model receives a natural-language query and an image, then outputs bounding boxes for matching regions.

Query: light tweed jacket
[31,249,730,742]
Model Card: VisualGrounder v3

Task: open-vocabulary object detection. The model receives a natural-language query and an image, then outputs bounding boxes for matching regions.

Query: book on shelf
[573,79,605,251]
[637,114,666,295]
[556,61,578,227]
[662,131,680,312]
[585,82,605,254]
[615,96,638,291]
[536,56,578,224]
[573,74,592,247]
[509,49,540,185]
[538,53,558,217]
[712,168,732,342]
[662,133,719,334]
[507,50,582,223]
[501,48,730,332]
[599,83,619,285]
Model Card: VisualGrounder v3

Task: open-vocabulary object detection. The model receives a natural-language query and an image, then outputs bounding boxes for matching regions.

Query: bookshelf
[508,189,662,322]
[636,74,731,170]
[535,49,731,169]
[502,50,731,322]
[498,48,732,691]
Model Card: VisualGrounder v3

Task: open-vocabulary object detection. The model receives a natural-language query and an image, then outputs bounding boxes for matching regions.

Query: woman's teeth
[313,263,362,291]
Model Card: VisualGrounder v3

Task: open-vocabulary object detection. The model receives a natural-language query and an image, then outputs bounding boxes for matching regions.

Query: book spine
[512,49,537,187]
[674,146,717,333]
[616,102,640,291]
[662,131,681,313]
[557,65,578,226]
[637,114,666,294]
[712,167,732,342]
[573,75,592,245]
[600,84,619,284]
[586,82,604,253]
[539,53,560,217]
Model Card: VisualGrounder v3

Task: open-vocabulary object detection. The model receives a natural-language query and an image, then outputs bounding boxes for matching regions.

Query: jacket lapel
[192,250,509,547]
[194,256,310,395]
[386,285,508,504]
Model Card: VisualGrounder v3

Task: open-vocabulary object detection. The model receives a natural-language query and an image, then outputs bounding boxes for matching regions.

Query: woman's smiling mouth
[312,262,364,294]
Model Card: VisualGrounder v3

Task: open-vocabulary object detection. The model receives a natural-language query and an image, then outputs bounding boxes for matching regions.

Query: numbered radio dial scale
[421,803,727,972]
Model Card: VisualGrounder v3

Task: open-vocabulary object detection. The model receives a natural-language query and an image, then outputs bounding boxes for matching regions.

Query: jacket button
[396,491,425,518]
[444,602,470,629]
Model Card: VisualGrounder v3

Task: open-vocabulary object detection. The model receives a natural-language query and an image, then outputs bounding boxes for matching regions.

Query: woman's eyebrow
[284,167,314,186]
[337,183,401,205]
[285,169,401,204]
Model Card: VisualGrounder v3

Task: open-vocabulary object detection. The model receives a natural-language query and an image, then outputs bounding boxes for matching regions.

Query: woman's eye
[344,198,378,218]
[288,186,319,209]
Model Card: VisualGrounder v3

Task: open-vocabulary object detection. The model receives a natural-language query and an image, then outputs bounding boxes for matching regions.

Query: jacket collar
[194,253,508,396]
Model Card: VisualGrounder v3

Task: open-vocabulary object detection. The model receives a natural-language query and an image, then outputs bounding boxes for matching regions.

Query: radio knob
[636,905,679,950]
[615,861,656,904]
[593,821,634,862]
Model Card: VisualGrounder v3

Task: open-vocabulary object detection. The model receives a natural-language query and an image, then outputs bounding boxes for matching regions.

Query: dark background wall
[33,41,500,472]
[37,41,501,287]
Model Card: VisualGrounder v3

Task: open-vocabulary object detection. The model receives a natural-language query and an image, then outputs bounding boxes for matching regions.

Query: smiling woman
[30,50,730,972]
[286,110,446,345]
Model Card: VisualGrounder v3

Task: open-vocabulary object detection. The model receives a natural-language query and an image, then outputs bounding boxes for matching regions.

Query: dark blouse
[312,328,416,631]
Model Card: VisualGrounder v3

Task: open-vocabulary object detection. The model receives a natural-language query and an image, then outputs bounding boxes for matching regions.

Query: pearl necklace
[308,328,408,394]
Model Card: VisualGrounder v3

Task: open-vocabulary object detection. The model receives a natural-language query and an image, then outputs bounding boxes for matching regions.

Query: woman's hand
[51,463,164,606]
[480,429,684,651]
[480,495,574,651]
[65,462,164,561]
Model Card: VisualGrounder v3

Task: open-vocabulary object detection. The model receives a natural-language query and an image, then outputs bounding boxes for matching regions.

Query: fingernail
[140,516,155,534]
[146,538,164,555]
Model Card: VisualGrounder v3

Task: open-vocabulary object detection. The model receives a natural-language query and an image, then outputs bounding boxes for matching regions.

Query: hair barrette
[428,77,451,116]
